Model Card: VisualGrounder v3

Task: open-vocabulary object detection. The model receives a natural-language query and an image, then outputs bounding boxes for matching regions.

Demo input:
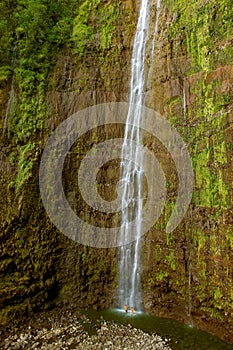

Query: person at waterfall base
[124,304,128,313]
[131,307,135,315]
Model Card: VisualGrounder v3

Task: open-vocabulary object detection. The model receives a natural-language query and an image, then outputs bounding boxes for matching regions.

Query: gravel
[1,311,173,350]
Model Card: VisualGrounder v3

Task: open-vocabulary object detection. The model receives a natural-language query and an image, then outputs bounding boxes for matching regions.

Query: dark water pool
[81,309,233,350]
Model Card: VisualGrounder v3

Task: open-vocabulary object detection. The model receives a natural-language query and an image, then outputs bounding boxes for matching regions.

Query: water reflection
[81,309,233,350]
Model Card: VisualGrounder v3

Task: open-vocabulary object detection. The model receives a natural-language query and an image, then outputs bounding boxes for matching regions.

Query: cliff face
[141,0,233,342]
[0,0,232,343]
[0,0,134,324]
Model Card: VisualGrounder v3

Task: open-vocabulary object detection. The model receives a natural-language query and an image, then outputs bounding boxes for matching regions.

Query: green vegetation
[165,0,232,209]
[1,0,128,192]
[0,0,132,324]
[190,80,229,208]
[165,251,176,270]
[165,0,233,328]
[1,0,232,337]
[156,271,169,282]
[72,0,120,55]
[165,0,233,72]
[1,0,79,192]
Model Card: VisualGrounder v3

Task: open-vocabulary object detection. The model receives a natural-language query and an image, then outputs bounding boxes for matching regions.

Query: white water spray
[147,0,162,89]
[118,0,153,311]
[183,81,187,118]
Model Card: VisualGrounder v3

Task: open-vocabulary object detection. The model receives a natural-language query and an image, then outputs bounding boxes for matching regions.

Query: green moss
[154,245,162,261]
[165,0,233,72]
[0,302,28,325]
[3,0,79,192]
[201,307,223,320]
[156,271,169,282]
[190,80,229,208]
[15,143,36,191]
[0,66,12,81]
[167,77,230,210]
[71,0,120,56]
[226,228,233,249]
[0,1,16,70]
[197,260,207,279]
[165,251,176,270]
[193,229,207,262]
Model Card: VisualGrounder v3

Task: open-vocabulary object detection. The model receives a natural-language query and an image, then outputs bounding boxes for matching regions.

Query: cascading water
[183,81,187,118]
[118,0,162,311]
[188,263,193,324]
[147,0,162,88]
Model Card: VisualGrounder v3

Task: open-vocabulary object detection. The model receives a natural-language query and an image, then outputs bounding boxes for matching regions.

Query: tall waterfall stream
[118,0,162,311]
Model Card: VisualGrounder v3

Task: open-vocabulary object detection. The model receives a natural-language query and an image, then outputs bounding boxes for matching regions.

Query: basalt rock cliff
[0,0,232,343]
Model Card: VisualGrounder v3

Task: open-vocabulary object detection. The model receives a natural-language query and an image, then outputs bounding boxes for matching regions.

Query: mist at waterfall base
[81,309,233,350]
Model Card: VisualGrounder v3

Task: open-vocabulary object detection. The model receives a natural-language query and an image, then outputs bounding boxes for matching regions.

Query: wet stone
[1,311,172,350]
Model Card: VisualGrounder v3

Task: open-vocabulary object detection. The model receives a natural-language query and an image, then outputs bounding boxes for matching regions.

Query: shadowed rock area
[0,0,232,344]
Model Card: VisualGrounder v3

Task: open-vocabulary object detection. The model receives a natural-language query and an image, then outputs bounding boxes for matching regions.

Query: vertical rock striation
[0,0,232,343]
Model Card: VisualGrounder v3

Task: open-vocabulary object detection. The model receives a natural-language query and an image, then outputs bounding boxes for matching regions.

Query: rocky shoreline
[1,310,172,350]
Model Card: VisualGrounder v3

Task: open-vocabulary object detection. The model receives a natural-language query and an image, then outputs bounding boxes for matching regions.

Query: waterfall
[147,0,162,89]
[183,81,187,118]
[188,263,193,326]
[118,0,153,311]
